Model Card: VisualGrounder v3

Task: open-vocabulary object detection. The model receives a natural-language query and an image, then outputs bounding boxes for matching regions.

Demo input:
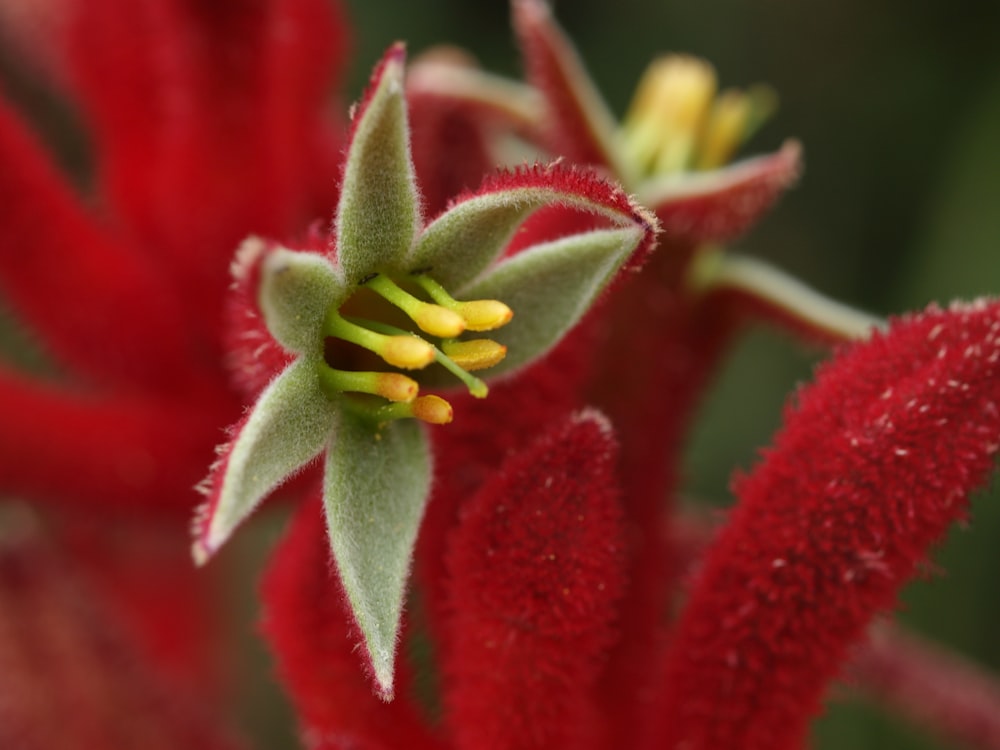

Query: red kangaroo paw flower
[417,324,602,643]
[647,140,802,245]
[442,410,627,750]
[576,222,744,745]
[652,300,1000,750]
[0,99,200,392]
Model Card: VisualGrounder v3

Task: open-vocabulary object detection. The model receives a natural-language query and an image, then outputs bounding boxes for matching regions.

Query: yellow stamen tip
[457,300,514,332]
[621,54,718,175]
[441,339,507,371]
[411,395,453,425]
[381,336,436,370]
[413,304,467,338]
[374,373,419,403]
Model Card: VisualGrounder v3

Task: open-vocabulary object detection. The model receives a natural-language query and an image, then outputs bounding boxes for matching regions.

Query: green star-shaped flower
[192,43,657,698]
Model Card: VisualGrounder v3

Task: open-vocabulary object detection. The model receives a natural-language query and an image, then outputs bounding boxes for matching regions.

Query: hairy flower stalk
[651,300,1000,749]
[442,411,626,750]
[670,508,1000,750]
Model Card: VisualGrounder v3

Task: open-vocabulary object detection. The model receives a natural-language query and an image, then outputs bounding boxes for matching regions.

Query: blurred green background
[3,0,1000,747]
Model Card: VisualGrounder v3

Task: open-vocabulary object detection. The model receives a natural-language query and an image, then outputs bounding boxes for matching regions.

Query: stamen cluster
[320,272,513,424]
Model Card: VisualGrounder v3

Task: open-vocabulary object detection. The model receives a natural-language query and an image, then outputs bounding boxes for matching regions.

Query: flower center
[318,273,512,425]
[619,55,776,176]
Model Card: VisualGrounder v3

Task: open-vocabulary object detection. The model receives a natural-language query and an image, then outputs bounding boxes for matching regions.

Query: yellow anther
[696,85,777,170]
[325,311,437,370]
[375,394,454,425]
[441,339,507,371]
[411,395,453,425]
[318,368,419,403]
[380,336,436,370]
[373,373,420,403]
[411,303,467,338]
[365,274,466,338]
[322,273,512,421]
[620,55,717,175]
[455,299,514,332]
[412,275,514,332]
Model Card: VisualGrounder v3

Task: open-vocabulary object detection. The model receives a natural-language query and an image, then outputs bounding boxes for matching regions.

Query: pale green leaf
[195,358,337,562]
[410,184,643,291]
[323,412,431,700]
[336,46,421,284]
[259,248,345,355]
[459,227,643,376]
[408,187,562,290]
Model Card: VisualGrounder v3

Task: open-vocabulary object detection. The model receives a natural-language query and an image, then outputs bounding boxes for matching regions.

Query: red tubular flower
[416,322,605,644]
[442,410,626,750]
[0,0,352,702]
[0,101,199,394]
[651,300,1000,750]
[60,0,349,321]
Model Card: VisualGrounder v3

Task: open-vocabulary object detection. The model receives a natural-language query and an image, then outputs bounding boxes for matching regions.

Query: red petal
[0,511,247,750]
[0,98,205,392]
[260,497,441,750]
[408,79,502,217]
[221,236,295,399]
[62,0,348,319]
[442,410,626,750]
[578,252,737,745]
[417,323,602,642]
[647,140,802,245]
[0,366,223,513]
[511,0,623,174]
[651,300,1000,750]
